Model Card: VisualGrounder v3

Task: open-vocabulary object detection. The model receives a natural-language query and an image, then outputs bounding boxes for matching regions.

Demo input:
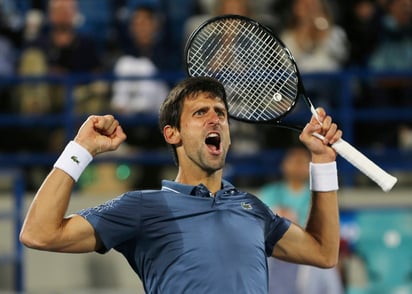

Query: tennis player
[20,77,342,293]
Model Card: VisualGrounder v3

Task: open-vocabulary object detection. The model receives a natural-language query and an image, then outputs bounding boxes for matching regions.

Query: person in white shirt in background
[110,4,170,189]
[111,4,169,115]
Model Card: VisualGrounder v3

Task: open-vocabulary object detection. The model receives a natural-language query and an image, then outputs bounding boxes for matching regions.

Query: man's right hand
[74,115,127,157]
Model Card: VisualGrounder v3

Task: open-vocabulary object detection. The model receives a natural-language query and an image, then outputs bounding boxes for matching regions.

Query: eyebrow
[189,101,227,113]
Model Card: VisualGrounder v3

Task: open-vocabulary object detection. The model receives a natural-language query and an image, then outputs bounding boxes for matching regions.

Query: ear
[163,125,181,145]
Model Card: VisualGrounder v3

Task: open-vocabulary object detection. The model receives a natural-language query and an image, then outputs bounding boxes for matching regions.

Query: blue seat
[352,209,412,293]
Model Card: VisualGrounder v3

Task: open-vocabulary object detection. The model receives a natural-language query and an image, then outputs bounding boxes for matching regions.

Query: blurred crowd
[0,0,411,190]
[0,0,409,71]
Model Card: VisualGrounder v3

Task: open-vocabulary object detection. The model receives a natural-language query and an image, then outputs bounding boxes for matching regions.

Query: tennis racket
[185,14,397,192]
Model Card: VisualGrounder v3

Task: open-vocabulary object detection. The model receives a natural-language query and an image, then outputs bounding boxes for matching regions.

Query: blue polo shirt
[77,180,291,293]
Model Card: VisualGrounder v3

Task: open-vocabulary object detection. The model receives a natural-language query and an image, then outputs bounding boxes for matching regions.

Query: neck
[174,168,223,195]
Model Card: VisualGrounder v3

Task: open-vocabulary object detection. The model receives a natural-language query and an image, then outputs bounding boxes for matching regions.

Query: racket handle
[312,134,398,192]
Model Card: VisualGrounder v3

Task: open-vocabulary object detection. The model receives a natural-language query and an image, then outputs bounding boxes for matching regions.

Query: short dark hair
[158,76,228,164]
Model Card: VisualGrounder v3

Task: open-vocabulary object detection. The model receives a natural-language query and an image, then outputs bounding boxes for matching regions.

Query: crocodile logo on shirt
[71,155,80,164]
[241,202,252,210]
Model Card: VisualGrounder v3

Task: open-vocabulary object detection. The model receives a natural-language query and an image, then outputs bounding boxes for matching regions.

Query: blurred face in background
[48,0,78,47]
[215,0,251,16]
[387,0,412,26]
[49,0,77,27]
[292,0,331,27]
[281,147,311,183]
[130,8,159,48]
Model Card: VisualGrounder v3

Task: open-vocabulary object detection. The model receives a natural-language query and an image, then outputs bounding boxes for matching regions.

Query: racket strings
[187,17,299,121]
[219,21,278,120]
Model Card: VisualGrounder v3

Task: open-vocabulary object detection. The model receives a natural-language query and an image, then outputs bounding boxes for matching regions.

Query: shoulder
[77,189,169,221]
[79,191,143,216]
[234,189,274,215]
[80,189,164,212]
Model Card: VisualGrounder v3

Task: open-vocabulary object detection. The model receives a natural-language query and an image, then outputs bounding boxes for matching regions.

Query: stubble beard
[197,148,226,175]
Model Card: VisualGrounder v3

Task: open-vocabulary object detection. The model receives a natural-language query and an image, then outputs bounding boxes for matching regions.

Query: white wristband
[309,162,339,192]
[53,141,93,182]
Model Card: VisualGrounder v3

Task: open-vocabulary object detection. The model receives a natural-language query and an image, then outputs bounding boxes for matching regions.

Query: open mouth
[205,133,221,152]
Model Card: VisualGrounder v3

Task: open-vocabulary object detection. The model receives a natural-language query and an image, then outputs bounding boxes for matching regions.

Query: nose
[207,111,220,125]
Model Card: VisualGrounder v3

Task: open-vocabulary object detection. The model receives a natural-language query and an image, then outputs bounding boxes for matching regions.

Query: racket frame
[184,14,398,192]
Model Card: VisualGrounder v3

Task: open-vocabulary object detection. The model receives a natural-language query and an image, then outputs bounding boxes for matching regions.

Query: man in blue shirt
[20,77,342,293]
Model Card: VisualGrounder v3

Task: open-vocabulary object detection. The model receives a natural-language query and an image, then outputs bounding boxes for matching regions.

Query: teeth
[205,132,221,149]
[207,133,219,138]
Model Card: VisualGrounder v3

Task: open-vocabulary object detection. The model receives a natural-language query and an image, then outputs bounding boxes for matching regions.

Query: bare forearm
[305,190,340,267]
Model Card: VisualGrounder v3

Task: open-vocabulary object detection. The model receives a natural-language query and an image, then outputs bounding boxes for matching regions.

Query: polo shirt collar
[161,179,235,197]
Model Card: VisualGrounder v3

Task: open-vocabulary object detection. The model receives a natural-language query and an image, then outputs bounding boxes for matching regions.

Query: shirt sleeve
[264,207,291,257]
[76,192,142,253]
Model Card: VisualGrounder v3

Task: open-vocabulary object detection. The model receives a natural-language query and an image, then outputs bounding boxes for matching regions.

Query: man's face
[176,92,231,174]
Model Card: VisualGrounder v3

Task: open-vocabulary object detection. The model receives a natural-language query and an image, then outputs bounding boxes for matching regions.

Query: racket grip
[331,138,397,192]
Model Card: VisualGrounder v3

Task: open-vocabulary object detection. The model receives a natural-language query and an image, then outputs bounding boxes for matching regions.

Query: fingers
[311,107,342,144]
[94,115,127,151]
[93,115,119,137]
[300,107,343,163]
[319,115,340,145]
[110,125,127,149]
[75,115,127,156]
[326,123,342,145]
[310,107,326,125]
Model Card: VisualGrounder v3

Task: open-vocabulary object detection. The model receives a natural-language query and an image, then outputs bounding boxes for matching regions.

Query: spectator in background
[184,0,252,42]
[0,24,17,113]
[341,0,382,68]
[259,146,311,226]
[259,145,344,294]
[339,0,382,112]
[0,0,23,154]
[279,0,349,73]
[261,0,350,154]
[25,0,102,75]
[185,0,276,43]
[110,4,171,189]
[368,0,412,71]
[278,0,349,109]
[23,9,45,45]
[19,0,106,115]
[0,29,17,78]
[111,4,169,115]
[355,0,412,149]
[0,0,25,113]
[19,0,109,112]
[367,0,412,106]
[16,0,107,190]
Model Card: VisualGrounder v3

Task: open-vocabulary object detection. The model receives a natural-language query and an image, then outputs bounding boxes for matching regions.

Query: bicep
[271,222,323,266]
[51,214,102,253]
